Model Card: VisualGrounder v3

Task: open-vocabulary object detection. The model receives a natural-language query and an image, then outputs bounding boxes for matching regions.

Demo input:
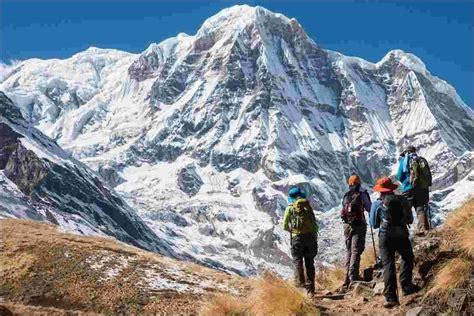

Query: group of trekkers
[283,145,432,308]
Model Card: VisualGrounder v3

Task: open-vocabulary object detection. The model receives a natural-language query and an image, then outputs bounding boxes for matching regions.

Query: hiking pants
[291,233,318,292]
[403,188,430,231]
[343,223,366,285]
[379,230,414,301]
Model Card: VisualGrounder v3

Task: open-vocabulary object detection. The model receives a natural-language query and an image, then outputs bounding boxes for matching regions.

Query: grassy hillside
[0,219,247,315]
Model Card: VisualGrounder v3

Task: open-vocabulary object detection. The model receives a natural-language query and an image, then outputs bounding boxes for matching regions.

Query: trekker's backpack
[289,199,316,234]
[340,190,365,224]
[381,194,412,226]
[409,155,432,189]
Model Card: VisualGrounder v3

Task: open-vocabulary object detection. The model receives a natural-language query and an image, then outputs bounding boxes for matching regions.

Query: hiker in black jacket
[369,177,420,308]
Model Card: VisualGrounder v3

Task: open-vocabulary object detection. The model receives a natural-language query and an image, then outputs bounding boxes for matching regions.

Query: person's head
[373,177,398,195]
[400,145,417,157]
[348,174,361,187]
[288,186,306,203]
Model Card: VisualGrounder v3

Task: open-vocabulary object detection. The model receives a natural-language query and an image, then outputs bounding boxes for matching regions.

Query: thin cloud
[0,60,21,82]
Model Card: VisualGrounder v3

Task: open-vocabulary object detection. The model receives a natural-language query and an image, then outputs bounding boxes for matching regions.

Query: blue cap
[288,186,306,203]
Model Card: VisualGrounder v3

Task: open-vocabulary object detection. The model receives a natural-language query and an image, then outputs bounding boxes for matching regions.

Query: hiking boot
[402,284,421,296]
[383,299,400,308]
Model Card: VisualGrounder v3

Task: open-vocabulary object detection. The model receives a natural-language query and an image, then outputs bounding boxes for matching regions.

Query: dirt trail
[314,283,423,315]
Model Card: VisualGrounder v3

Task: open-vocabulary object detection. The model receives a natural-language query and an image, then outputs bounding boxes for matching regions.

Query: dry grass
[315,265,345,291]
[442,199,474,252]
[427,257,472,299]
[199,293,248,316]
[360,244,377,270]
[200,272,318,316]
[248,272,317,316]
[425,200,474,301]
[458,229,474,257]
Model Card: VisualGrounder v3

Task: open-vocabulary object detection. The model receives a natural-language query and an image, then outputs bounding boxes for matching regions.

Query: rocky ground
[314,208,474,315]
[315,234,472,315]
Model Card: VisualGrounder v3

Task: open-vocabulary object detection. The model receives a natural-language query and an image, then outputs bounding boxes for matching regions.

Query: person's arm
[310,210,319,234]
[369,201,381,229]
[362,191,372,213]
[396,158,405,182]
[402,196,414,224]
[283,206,291,232]
[425,158,433,187]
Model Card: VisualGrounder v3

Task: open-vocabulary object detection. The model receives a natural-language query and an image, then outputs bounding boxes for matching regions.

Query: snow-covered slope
[0,92,179,257]
[1,5,473,276]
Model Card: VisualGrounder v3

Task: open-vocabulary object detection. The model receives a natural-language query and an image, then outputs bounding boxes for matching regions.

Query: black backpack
[381,194,410,226]
[340,190,365,224]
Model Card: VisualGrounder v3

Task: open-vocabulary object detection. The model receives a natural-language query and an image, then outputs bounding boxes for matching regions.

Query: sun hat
[373,177,398,193]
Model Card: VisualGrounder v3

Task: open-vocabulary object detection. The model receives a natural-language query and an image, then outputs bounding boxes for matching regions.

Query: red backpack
[340,190,365,224]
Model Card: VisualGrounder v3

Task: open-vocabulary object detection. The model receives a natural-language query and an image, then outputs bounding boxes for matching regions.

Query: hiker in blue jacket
[396,146,432,233]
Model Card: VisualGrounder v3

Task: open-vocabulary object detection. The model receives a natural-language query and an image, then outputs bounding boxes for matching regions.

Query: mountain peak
[379,49,427,73]
[197,5,294,36]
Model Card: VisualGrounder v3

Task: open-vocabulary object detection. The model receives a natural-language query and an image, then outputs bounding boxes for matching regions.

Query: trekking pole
[427,204,432,230]
[370,226,378,266]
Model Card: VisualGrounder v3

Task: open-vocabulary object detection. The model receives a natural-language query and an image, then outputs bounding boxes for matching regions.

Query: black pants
[403,188,430,231]
[379,230,414,301]
[343,224,366,285]
[291,233,318,292]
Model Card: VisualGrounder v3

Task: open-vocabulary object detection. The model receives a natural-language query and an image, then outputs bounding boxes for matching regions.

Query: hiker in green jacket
[283,187,319,294]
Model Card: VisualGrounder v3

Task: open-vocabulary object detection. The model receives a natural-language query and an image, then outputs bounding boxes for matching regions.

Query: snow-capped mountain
[1,5,473,275]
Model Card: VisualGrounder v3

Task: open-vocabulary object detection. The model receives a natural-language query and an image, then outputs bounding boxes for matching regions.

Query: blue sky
[1,0,473,105]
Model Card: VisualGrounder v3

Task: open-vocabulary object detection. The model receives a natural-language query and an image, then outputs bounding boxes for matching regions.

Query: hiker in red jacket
[340,174,372,288]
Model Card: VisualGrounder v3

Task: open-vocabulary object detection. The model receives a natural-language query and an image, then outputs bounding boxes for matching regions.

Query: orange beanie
[348,174,361,186]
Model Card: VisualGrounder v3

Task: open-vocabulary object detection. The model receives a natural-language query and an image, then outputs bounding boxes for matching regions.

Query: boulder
[351,281,374,298]
[447,289,468,312]
[405,306,424,316]
[373,282,384,295]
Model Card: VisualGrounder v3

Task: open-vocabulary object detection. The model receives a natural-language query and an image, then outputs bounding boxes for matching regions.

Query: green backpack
[289,198,317,235]
[409,156,432,189]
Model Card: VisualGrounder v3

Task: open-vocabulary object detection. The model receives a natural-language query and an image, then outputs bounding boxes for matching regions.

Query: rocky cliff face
[1,5,473,275]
